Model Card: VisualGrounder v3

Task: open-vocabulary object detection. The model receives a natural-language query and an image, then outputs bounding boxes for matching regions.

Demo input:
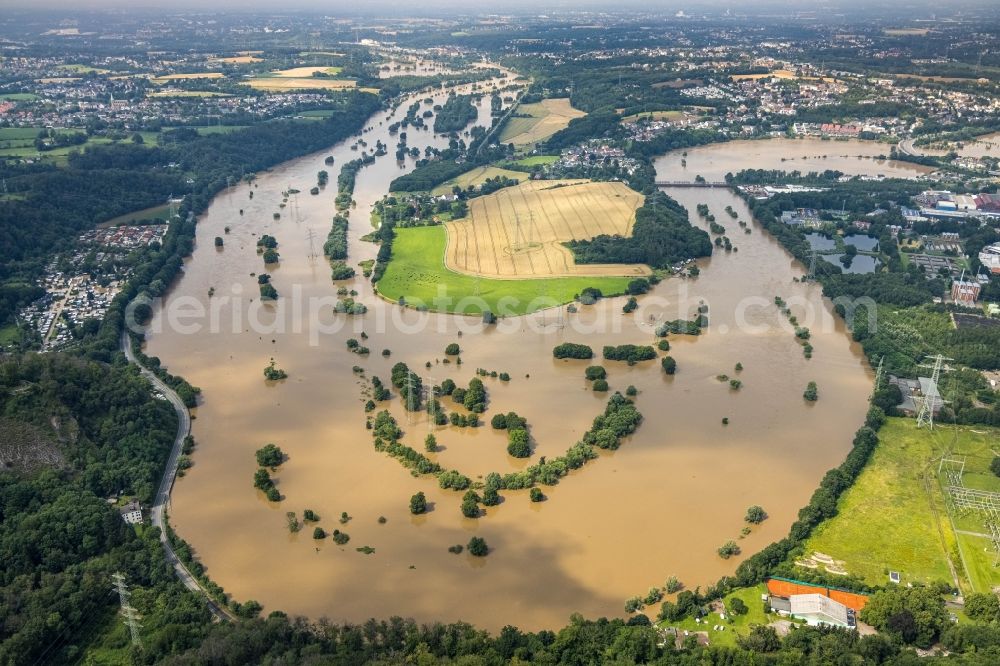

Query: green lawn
[503,155,559,168]
[192,125,247,135]
[0,324,20,346]
[0,127,47,140]
[658,585,774,647]
[0,93,39,101]
[99,203,172,228]
[376,225,631,316]
[804,418,1000,593]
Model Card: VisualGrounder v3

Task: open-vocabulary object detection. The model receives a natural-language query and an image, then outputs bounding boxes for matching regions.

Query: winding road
[120,329,234,622]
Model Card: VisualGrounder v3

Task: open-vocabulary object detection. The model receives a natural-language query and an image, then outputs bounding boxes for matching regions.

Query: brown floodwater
[145,96,894,630]
[655,136,933,181]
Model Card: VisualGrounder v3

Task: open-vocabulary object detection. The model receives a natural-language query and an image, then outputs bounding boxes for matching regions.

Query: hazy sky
[0,0,984,11]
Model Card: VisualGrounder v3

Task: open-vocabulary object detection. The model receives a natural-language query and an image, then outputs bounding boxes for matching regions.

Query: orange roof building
[766,577,869,612]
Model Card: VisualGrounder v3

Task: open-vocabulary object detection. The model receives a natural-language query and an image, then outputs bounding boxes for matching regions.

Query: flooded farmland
[145,104,899,629]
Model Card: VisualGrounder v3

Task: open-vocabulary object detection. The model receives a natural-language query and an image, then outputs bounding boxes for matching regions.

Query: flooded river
[146,101,889,629]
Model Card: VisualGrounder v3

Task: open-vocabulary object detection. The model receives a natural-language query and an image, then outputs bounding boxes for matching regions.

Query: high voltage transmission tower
[916,354,952,430]
[871,356,884,400]
[112,572,142,648]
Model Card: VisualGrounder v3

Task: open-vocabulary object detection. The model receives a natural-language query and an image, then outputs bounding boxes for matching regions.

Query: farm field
[498,98,586,147]
[376,225,631,315]
[268,66,343,77]
[152,72,224,83]
[803,418,1000,593]
[444,179,649,278]
[247,78,359,91]
[211,55,263,64]
[429,165,528,195]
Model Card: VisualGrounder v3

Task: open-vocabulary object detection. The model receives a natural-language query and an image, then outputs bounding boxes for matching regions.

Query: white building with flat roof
[789,594,856,628]
[119,501,143,525]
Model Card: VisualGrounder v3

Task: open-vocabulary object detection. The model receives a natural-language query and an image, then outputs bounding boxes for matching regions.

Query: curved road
[120,329,235,622]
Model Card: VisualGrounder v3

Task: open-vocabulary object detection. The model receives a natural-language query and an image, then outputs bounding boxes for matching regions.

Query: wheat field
[444,180,650,278]
[499,98,586,147]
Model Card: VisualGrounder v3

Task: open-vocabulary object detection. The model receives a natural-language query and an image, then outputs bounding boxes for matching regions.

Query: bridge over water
[655,181,731,188]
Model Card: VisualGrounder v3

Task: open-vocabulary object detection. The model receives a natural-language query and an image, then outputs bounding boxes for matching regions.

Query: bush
[964,593,1000,623]
[409,492,427,514]
[661,356,677,375]
[445,343,460,355]
[553,343,593,359]
[255,443,284,468]
[530,487,544,502]
[625,385,637,396]
[804,381,819,401]
[603,344,656,364]
[330,262,356,280]
[626,278,650,295]
[438,470,471,490]
[312,527,326,539]
[728,597,748,615]
[593,379,609,392]
[657,339,670,352]
[717,540,741,559]
[585,366,607,381]
[991,457,1000,479]
[467,536,488,556]
[507,429,531,458]
[745,505,767,524]
[461,490,481,518]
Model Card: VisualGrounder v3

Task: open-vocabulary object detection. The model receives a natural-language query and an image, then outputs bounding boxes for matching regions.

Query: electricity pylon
[916,354,952,429]
[112,572,142,648]
[871,356,884,400]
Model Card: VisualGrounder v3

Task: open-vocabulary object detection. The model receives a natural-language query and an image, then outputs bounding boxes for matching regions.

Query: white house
[119,501,143,525]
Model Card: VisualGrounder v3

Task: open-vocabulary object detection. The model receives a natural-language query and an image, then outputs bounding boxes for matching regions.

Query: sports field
[803,418,1000,593]
[376,225,631,315]
[444,179,649,278]
[430,165,528,195]
[499,98,586,147]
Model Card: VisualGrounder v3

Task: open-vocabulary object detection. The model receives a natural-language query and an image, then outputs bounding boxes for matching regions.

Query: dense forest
[0,354,213,664]
[566,192,713,268]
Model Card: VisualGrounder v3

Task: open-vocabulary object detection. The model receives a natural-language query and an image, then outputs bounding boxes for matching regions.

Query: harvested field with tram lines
[498,98,586,147]
[444,179,650,278]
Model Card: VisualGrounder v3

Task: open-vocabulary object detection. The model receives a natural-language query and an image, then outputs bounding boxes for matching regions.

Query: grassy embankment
[376,225,631,316]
